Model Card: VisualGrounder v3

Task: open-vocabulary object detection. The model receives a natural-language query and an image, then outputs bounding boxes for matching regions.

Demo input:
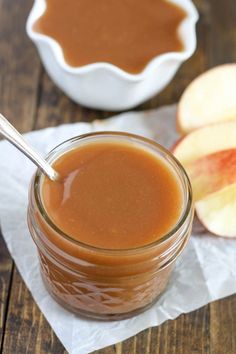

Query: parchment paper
[0,105,235,354]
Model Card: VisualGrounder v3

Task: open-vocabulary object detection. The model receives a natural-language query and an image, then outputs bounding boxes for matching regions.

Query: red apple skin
[186,149,236,201]
[172,121,236,167]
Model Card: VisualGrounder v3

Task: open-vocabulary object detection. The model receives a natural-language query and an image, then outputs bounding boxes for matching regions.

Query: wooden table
[0,1,236,353]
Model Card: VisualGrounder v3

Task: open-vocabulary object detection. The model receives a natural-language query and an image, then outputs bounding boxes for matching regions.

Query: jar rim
[33,131,193,255]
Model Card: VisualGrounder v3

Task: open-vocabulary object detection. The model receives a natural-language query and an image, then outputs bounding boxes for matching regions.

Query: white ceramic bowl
[26,0,198,111]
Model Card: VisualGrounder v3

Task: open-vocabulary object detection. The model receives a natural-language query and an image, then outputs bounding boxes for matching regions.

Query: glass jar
[28,132,193,320]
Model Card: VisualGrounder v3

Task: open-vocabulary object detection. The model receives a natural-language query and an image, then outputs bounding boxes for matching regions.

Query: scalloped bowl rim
[26,0,199,82]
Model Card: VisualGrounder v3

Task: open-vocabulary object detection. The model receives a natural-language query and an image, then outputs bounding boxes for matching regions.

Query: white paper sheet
[0,105,235,354]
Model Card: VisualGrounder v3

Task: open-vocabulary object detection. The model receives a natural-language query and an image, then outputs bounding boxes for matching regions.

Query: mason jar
[28,132,193,320]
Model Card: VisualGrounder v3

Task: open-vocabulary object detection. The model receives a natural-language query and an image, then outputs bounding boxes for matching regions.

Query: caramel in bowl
[26,0,198,110]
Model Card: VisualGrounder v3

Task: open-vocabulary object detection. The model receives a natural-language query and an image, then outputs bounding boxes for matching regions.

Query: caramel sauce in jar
[28,132,193,320]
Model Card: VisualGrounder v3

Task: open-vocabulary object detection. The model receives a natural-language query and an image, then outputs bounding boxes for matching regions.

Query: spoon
[0,113,60,181]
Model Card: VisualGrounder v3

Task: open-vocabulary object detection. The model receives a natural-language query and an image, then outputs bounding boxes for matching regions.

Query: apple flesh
[196,183,236,238]
[186,149,236,201]
[173,122,236,237]
[177,64,236,135]
[173,121,236,166]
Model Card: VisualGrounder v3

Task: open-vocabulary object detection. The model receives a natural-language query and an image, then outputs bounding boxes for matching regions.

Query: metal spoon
[0,113,60,181]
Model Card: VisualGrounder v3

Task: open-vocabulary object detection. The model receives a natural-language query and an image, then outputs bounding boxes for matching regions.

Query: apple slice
[177,64,236,135]
[186,149,236,201]
[196,183,236,237]
[173,121,236,166]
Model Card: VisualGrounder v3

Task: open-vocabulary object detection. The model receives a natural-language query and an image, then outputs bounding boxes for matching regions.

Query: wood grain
[0,0,41,132]
[0,0,236,353]
[0,0,41,351]
[0,234,13,351]
[2,268,67,354]
[210,295,236,354]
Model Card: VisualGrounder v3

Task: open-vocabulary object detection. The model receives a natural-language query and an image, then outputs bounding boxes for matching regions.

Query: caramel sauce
[34,0,186,73]
[42,141,183,249]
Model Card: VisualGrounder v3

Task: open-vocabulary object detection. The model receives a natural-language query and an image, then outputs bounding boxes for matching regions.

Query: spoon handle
[0,113,59,181]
